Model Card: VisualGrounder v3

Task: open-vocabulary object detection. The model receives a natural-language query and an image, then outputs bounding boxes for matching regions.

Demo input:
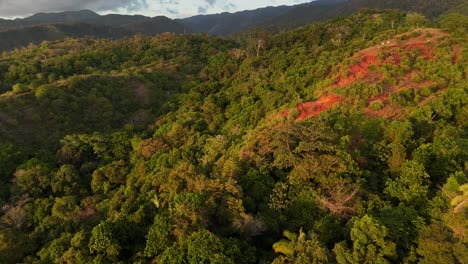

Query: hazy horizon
[0,0,312,19]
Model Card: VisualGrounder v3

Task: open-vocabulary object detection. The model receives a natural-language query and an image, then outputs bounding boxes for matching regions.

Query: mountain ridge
[265,0,467,28]
[176,5,295,35]
[0,10,189,52]
[0,0,466,52]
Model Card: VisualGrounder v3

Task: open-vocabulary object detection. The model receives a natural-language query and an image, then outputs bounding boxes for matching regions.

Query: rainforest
[0,4,467,264]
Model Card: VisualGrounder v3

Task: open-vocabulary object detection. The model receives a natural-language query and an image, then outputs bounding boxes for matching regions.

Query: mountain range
[0,0,466,52]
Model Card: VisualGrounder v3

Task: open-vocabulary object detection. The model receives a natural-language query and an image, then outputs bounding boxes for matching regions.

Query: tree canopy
[0,9,466,264]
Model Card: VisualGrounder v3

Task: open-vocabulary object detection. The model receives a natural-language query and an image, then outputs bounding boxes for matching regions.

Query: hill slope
[0,10,466,264]
[22,9,101,24]
[0,0,465,52]
[177,5,294,35]
[0,10,188,52]
[0,23,134,51]
[122,16,188,35]
[266,0,467,29]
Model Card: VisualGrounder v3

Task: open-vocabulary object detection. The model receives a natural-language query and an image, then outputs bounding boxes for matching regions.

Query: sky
[0,0,312,19]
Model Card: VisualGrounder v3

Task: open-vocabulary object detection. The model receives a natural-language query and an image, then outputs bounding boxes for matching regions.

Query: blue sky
[0,0,312,18]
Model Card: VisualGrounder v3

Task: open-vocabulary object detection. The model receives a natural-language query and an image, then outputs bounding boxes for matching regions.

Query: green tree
[89,221,121,260]
[186,230,231,264]
[384,160,430,204]
[334,215,396,264]
[416,223,467,264]
[273,228,330,264]
[0,229,35,263]
[406,13,428,28]
[144,214,173,257]
[383,121,413,174]
[377,206,424,260]
[37,233,73,263]
[91,160,128,194]
[0,144,23,201]
[440,13,468,34]
[13,159,52,197]
[51,165,81,196]
[159,243,186,264]
[11,83,29,94]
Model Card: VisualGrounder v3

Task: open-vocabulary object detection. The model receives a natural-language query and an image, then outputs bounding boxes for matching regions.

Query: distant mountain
[179,0,466,35]
[122,16,188,35]
[95,14,151,27]
[0,23,133,52]
[23,9,101,24]
[0,18,21,29]
[177,5,294,35]
[0,0,465,52]
[0,10,156,30]
[0,10,188,52]
[266,0,467,29]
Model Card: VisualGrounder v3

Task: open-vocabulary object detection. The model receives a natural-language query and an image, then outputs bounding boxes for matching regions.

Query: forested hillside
[0,24,135,52]
[176,5,295,35]
[266,0,467,29]
[0,10,188,52]
[1,0,466,52]
[0,9,467,264]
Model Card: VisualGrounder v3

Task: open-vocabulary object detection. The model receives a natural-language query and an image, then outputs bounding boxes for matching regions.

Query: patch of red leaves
[295,95,343,121]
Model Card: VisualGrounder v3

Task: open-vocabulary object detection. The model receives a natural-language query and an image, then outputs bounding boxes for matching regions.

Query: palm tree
[272,229,305,257]
[272,228,330,263]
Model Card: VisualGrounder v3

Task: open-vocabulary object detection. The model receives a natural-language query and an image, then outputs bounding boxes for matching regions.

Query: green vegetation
[0,0,465,53]
[0,9,466,263]
[265,0,467,30]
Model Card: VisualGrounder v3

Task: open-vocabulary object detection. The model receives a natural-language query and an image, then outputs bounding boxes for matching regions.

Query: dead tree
[256,38,265,58]
[315,179,359,217]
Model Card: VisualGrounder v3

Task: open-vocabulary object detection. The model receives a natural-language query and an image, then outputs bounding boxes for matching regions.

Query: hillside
[0,10,187,52]
[1,0,466,52]
[122,16,188,35]
[179,0,466,35]
[288,28,451,120]
[0,10,149,30]
[22,9,101,24]
[267,0,468,29]
[0,10,467,264]
[177,5,294,35]
[0,23,134,51]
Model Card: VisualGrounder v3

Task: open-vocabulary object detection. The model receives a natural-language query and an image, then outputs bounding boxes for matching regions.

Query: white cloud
[0,0,148,17]
[0,0,313,18]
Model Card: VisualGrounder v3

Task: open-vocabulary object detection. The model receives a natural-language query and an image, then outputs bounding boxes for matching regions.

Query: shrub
[400,35,409,41]
[12,84,29,94]
[389,89,415,106]
[370,100,384,111]
[417,86,432,97]
[411,31,422,38]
